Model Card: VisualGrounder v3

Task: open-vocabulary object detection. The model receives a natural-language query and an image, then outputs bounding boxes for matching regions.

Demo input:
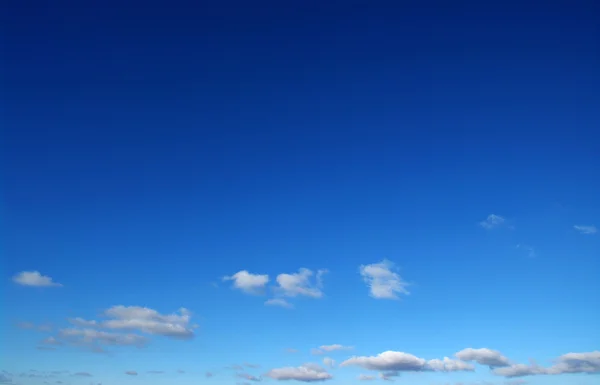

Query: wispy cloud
[12,271,62,287]
[73,373,92,377]
[516,244,536,258]
[479,214,506,229]
[264,298,293,309]
[574,225,597,235]
[359,260,409,300]
[311,344,353,355]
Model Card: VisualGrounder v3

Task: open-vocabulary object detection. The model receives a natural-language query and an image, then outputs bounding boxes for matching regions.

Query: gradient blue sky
[2,1,599,385]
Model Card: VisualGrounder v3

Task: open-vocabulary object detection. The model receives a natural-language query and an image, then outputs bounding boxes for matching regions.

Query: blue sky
[2,1,599,385]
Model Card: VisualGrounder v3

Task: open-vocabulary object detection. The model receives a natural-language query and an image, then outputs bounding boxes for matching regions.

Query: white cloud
[455,348,512,367]
[505,380,527,385]
[17,321,35,329]
[479,214,506,229]
[58,328,148,348]
[286,348,299,353]
[40,337,63,346]
[244,363,261,369]
[516,244,536,258]
[574,225,597,235]
[265,298,293,309]
[237,373,261,382]
[357,374,376,381]
[359,260,409,300]
[378,371,398,381]
[68,318,98,328]
[12,271,62,287]
[425,357,475,372]
[490,350,600,378]
[492,363,547,378]
[265,364,332,382]
[101,306,197,339]
[341,351,472,373]
[323,358,335,368]
[274,268,327,298]
[550,351,600,374]
[340,351,425,371]
[224,271,269,295]
[311,345,353,355]
[124,372,137,376]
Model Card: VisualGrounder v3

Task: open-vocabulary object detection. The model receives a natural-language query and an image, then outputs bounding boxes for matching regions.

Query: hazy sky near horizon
[2,1,599,385]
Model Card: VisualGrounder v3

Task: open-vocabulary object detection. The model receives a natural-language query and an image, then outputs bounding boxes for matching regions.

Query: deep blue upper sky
[2,1,599,385]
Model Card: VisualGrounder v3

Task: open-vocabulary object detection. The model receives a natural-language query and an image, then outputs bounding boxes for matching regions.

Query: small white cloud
[285,348,299,353]
[265,298,293,309]
[359,260,409,300]
[455,348,511,367]
[237,373,261,382]
[323,358,335,368]
[574,225,597,235]
[357,374,376,381]
[12,271,62,287]
[311,345,353,355]
[68,318,98,328]
[17,321,35,329]
[124,371,137,376]
[479,214,506,229]
[265,364,332,382]
[40,337,63,346]
[223,271,269,295]
[516,244,536,258]
[274,268,327,298]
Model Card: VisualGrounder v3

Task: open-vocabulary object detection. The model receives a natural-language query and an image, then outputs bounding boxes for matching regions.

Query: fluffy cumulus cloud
[574,225,597,234]
[479,214,506,229]
[224,271,270,295]
[101,306,196,339]
[12,271,62,287]
[455,348,512,367]
[340,351,473,374]
[311,345,353,355]
[45,306,197,352]
[265,364,332,382]
[426,357,475,372]
[359,260,409,300]
[274,268,327,298]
